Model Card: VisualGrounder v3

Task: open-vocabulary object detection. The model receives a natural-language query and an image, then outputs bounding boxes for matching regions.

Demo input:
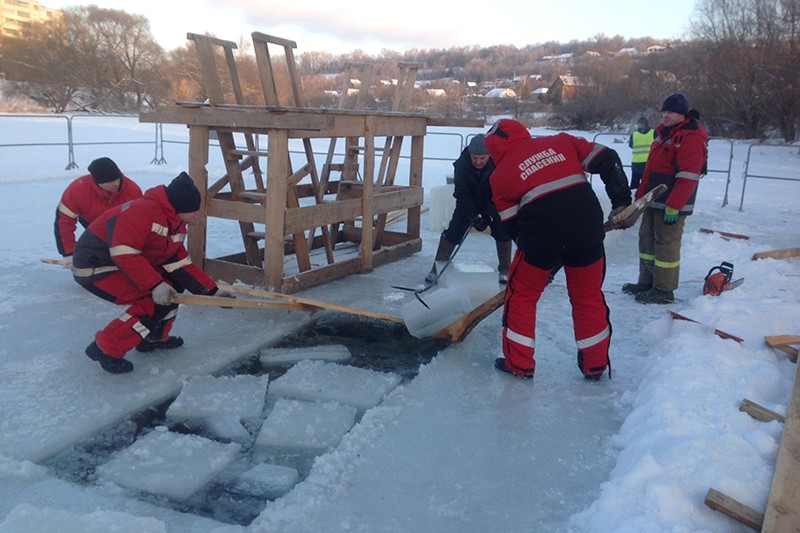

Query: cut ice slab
[97,428,240,501]
[439,261,502,305]
[0,503,167,533]
[401,286,472,339]
[254,397,357,452]
[267,359,402,410]
[166,375,269,422]
[260,344,352,365]
[184,413,251,443]
[229,462,300,499]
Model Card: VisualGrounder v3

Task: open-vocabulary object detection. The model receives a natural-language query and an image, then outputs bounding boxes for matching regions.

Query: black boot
[425,235,457,284]
[621,282,652,294]
[623,259,654,294]
[136,336,184,353]
[85,341,133,374]
[635,288,675,304]
[494,358,534,379]
[496,240,512,284]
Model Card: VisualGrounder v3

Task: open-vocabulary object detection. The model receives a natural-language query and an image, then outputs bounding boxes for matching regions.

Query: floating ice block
[401,286,472,338]
[267,360,401,410]
[166,375,268,422]
[254,398,356,453]
[230,463,300,499]
[98,429,240,501]
[260,344,352,365]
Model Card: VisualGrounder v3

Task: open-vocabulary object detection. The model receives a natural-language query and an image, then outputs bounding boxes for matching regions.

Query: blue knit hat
[661,92,690,115]
[166,172,201,213]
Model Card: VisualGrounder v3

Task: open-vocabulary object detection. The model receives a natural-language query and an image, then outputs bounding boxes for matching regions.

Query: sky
[43,0,700,55]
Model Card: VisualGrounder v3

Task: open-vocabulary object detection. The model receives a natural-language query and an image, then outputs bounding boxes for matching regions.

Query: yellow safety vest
[631,129,655,163]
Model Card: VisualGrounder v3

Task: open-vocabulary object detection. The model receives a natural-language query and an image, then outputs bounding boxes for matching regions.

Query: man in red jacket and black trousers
[54,157,142,267]
[622,92,709,304]
[72,172,231,374]
[484,119,632,381]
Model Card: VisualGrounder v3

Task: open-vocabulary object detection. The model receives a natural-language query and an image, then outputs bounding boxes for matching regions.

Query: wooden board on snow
[432,289,505,343]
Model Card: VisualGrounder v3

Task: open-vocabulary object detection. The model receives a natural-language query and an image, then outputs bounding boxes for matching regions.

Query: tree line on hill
[0,0,797,141]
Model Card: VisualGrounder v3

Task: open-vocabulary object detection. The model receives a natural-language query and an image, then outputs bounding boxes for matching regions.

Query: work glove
[470,214,489,232]
[663,207,680,225]
[152,281,177,306]
[61,255,74,269]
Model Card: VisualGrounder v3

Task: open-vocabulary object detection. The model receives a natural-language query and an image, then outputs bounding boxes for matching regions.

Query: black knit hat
[468,134,489,155]
[166,172,201,213]
[87,157,122,184]
[661,92,690,115]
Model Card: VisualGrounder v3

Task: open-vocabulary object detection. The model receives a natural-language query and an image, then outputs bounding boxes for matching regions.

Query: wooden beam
[433,290,505,343]
[753,247,800,261]
[739,398,786,423]
[761,359,800,532]
[704,488,763,531]
[765,335,800,363]
[218,283,404,324]
[172,293,312,312]
[668,311,745,344]
[699,228,750,240]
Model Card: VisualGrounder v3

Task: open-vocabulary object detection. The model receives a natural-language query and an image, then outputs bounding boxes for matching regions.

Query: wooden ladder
[251,32,334,271]
[187,33,265,267]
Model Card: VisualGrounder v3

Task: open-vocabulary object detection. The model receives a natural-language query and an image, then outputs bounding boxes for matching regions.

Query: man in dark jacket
[622,92,709,304]
[426,134,513,284]
[485,119,631,381]
[72,172,231,374]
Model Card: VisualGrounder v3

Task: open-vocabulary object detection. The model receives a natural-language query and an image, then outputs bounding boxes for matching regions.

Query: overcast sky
[45,0,699,55]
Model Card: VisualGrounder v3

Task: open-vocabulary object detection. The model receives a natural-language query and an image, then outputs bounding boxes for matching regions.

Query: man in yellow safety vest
[628,117,654,189]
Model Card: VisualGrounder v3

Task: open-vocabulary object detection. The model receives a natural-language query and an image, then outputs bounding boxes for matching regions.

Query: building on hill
[548,75,593,104]
[0,0,60,39]
[484,87,517,99]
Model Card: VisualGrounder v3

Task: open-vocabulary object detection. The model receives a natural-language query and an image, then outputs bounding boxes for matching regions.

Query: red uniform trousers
[502,250,611,378]
[80,272,177,358]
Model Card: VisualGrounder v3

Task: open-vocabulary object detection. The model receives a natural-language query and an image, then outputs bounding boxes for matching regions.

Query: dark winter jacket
[72,185,216,296]
[452,147,498,219]
[636,116,708,214]
[54,174,142,256]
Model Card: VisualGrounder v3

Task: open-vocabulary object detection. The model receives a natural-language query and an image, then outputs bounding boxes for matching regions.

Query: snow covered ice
[0,115,799,532]
[254,398,357,453]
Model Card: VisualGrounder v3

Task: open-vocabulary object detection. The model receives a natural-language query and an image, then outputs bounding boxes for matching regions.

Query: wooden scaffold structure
[140,32,480,294]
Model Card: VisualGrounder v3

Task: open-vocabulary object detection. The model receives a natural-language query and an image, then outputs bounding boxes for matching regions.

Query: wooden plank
[765,335,800,363]
[426,117,486,127]
[140,105,331,130]
[668,310,744,344]
[217,283,404,324]
[172,293,312,312]
[432,290,505,343]
[187,126,210,270]
[739,398,786,423]
[699,228,751,240]
[704,488,763,531]
[264,129,290,288]
[762,359,800,532]
[753,247,800,261]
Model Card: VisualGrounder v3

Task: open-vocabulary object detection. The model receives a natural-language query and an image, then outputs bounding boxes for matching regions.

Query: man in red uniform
[484,119,631,381]
[72,172,230,374]
[622,92,709,304]
[54,157,142,266]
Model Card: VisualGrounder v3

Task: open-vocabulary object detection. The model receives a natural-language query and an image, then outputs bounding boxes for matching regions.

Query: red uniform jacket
[636,117,708,214]
[55,174,142,256]
[72,185,216,296]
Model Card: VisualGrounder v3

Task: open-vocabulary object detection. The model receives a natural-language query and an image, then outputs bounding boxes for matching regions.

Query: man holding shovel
[425,134,513,285]
[72,172,232,374]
